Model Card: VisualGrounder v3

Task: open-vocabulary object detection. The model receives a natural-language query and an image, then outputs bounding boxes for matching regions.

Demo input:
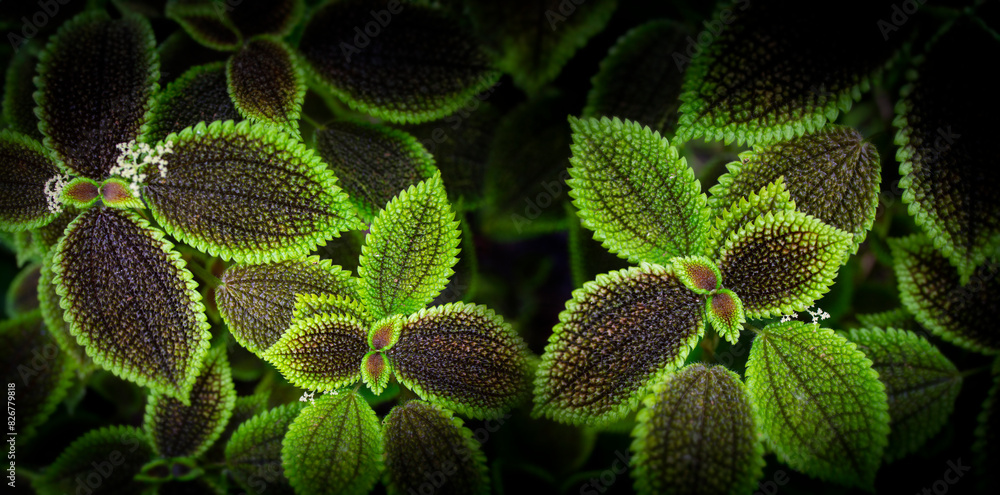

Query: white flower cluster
[779,306,831,324]
[43,174,70,214]
[108,140,174,197]
[299,390,315,403]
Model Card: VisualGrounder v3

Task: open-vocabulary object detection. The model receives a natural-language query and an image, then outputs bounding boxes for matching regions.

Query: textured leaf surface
[299,0,500,123]
[35,11,157,180]
[30,206,77,258]
[3,45,42,140]
[145,62,240,144]
[282,390,383,495]
[894,19,1000,282]
[568,117,709,264]
[0,130,62,231]
[358,173,460,320]
[710,126,880,252]
[676,0,902,146]
[706,289,745,346]
[292,293,370,325]
[670,256,720,294]
[383,401,489,495]
[38,426,155,495]
[746,321,890,489]
[52,207,211,402]
[227,36,305,134]
[165,0,242,51]
[38,249,92,370]
[467,0,616,95]
[583,19,689,135]
[846,328,961,462]
[226,402,306,495]
[145,120,364,264]
[890,234,1000,354]
[718,210,851,318]
[205,392,270,462]
[144,346,235,458]
[855,308,915,332]
[705,178,795,259]
[216,256,357,354]
[534,264,704,427]
[389,303,532,418]
[263,313,369,391]
[632,364,764,495]
[315,122,438,222]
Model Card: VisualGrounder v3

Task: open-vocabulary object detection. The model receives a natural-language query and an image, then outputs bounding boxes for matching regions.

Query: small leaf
[706,288,745,346]
[669,256,720,294]
[299,0,501,123]
[893,19,1000,283]
[0,130,63,231]
[165,0,243,51]
[705,177,796,259]
[358,173,460,320]
[855,307,915,332]
[3,44,42,140]
[889,234,1000,354]
[388,303,532,419]
[708,126,881,252]
[144,346,236,458]
[369,315,403,351]
[37,426,155,495]
[292,293,371,326]
[144,120,365,264]
[846,328,962,462]
[35,11,157,180]
[99,178,144,210]
[718,210,851,318]
[226,36,305,134]
[226,0,304,38]
[382,400,489,495]
[60,177,100,210]
[38,249,92,370]
[533,264,705,427]
[567,117,710,265]
[52,207,211,402]
[6,262,40,316]
[314,121,438,222]
[282,390,383,495]
[145,62,241,144]
[361,351,392,395]
[583,19,689,135]
[746,321,890,490]
[226,402,306,495]
[263,313,368,392]
[216,256,357,354]
[631,364,764,495]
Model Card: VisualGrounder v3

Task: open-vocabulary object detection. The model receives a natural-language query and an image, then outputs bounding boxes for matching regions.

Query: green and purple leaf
[0,130,63,231]
[226,402,306,495]
[227,36,305,135]
[705,177,796,259]
[36,426,155,495]
[706,288,745,346]
[3,44,42,140]
[145,62,241,144]
[37,249,92,371]
[165,0,242,51]
[226,0,304,38]
[263,313,369,392]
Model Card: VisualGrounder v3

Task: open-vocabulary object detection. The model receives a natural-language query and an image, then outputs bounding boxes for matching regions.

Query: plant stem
[300,112,323,130]
[186,260,221,289]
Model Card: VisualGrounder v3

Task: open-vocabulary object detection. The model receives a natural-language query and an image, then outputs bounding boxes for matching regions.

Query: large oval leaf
[388,303,532,419]
[298,0,500,123]
[746,321,890,490]
[165,0,242,51]
[215,256,357,355]
[533,263,705,427]
[36,426,155,495]
[51,207,211,403]
[263,313,369,392]
[144,120,365,264]
[145,62,241,144]
[383,400,489,495]
[282,390,383,495]
[0,130,63,231]
[631,364,764,495]
[38,249,92,371]
[226,402,306,495]
[35,11,157,180]
[705,177,796,260]
[226,36,305,134]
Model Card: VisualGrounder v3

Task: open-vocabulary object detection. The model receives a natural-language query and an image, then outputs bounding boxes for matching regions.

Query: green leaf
[361,351,392,396]
[216,257,357,354]
[706,288,745,346]
[6,262,40,316]
[51,207,211,403]
[263,313,369,392]
[165,0,243,51]
[282,390,383,495]
[144,346,236,458]
[567,117,710,265]
[675,0,901,146]
[746,321,890,490]
[388,302,532,419]
[718,210,851,318]
[226,36,305,135]
[205,391,270,462]
[845,328,962,462]
[0,130,63,231]
[705,177,796,259]
[144,120,365,264]
[0,310,74,440]
[60,177,100,210]
[533,264,705,427]
[226,402,306,495]
[3,44,42,140]
[38,248,92,371]
[35,11,157,180]
[358,173,460,320]
[298,0,501,123]
[855,308,915,332]
[145,62,241,144]
[36,426,155,495]
[292,293,371,326]
[631,364,764,495]
[314,121,438,223]
[669,256,720,295]
[382,400,489,495]
[466,0,617,95]
[226,0,304,38]
[889,234,1000,354]
[708,126,881,253]
[893,18,1000,283]
[583,19,689,135]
